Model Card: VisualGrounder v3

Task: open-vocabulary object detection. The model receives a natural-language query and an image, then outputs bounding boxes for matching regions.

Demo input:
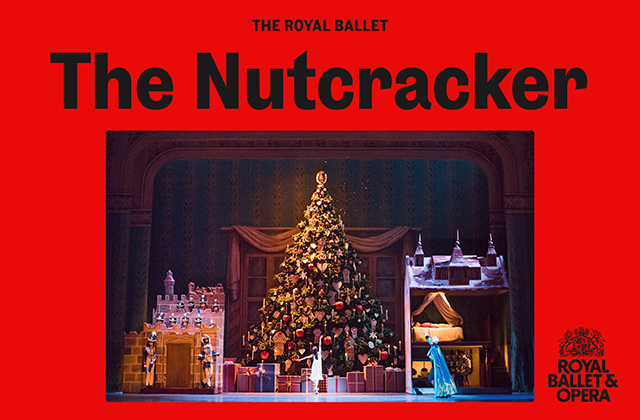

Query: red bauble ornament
[335,301,344,310]
[323,336,333,346]
[380,351,389,360]
[308,264,315,270]
[260,351,269,360]
[296,329,305,337]
[357,305,363,312]
[293,288,299,295]
[283,314,291,322]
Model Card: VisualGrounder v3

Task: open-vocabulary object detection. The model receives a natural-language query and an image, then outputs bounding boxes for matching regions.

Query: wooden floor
[107,389,533,403]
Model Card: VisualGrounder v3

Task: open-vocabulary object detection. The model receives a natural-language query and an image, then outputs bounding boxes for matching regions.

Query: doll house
[404,233,510,391]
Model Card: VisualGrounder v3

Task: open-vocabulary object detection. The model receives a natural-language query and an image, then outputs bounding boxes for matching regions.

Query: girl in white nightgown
[299,336,323,394]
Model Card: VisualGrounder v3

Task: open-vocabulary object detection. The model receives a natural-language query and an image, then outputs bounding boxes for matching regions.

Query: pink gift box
[365,365,384,393]
[347,371,365,393]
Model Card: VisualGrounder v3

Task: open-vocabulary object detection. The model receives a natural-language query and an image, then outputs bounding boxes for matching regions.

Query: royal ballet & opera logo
[547,327,618,402]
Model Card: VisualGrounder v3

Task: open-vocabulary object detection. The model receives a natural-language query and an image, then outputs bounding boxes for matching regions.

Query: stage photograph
[106,131,534,402]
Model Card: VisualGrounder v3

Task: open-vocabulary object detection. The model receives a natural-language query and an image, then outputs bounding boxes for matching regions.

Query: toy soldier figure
[198,334,219,389]
[187,299,195,312]
[198,295,207,313]
[188,282,197,301]
[181,315,190,328]
[454,350,472,387]
[143,332,157,388]
[169,314,177,327]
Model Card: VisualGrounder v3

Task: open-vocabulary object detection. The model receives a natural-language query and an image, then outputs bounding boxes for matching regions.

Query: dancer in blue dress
[424,332,457,398]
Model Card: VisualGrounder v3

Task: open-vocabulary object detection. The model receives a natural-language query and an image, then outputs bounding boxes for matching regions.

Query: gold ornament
[316,171,327,185]
[344,335,356,361]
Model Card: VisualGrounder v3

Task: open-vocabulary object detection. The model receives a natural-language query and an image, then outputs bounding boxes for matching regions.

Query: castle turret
[486,233,497,266]
[448,230,470,285]
[414,234,425,266]
[164,270,176,296]
[449,230,467,265]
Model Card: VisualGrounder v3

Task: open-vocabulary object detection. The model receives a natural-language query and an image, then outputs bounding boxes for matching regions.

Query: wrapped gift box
[346,371,365,393]
[365,365,384,393]
[385,367,406,393]
[301,369,313,393]
[222,362,239,392]
[395,369,406,393]
[277,375,302,393]
[256,363,280,392]
[319,374,327,393]
[301,369,327,393]
[326,376,347,393]
[237,366,257,392]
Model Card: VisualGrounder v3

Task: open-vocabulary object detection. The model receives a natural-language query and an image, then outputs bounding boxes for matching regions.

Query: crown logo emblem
[558,326,605,357]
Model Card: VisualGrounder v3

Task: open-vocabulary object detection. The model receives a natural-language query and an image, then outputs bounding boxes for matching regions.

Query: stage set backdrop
[106,131,533,393]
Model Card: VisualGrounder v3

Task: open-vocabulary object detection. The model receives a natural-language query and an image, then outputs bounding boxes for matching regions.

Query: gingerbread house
[122,270,226,393]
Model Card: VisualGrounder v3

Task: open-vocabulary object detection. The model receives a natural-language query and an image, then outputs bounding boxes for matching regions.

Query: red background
[2,1,637,417]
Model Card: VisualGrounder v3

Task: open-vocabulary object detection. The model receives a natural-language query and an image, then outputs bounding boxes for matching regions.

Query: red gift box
[222,362,239,392]
[384,367,398,392]
[319,374,327,393]
[365,365,384,393]
[346,371,365,393]
[395,369,406,393]
[237,366,257,392]
[277,375,302,392]
[385,368,405,393]
[301,369,327,393]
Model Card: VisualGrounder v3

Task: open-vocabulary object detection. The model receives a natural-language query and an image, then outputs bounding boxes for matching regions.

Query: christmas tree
[246,171,397,376]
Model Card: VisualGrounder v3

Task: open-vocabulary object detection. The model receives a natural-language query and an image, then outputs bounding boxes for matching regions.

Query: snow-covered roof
[449,245,469,267]
[407,254,508,290]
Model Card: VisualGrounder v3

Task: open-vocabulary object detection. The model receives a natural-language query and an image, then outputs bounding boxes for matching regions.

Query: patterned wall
[148,159,490,312]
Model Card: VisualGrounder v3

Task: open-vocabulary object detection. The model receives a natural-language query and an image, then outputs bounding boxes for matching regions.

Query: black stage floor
[107,389,534,403]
